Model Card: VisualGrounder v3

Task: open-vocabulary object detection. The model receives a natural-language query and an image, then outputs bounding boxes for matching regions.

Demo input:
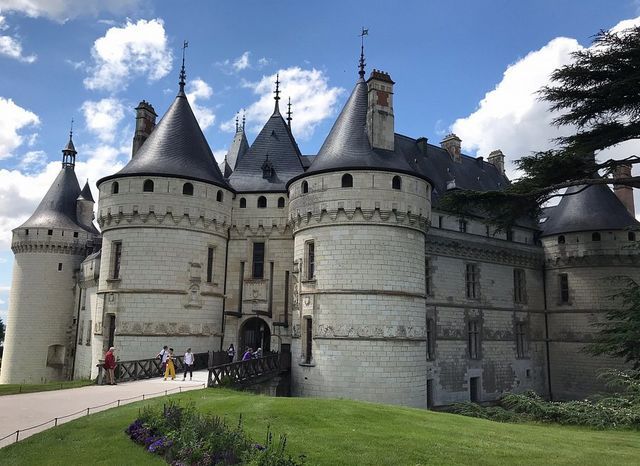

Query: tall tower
[286,56,431,407]
[0,133,100,384]
[95,53,232,362]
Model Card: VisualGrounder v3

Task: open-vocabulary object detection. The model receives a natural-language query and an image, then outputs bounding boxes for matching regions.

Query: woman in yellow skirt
[164,348,176,380]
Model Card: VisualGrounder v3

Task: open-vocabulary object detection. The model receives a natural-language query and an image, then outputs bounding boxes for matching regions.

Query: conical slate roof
[99,91,227,188]
[226,128,249,173]
[78,180,94,202]
[301,78,414,177]
[228,110,304,192]
[19,167,86,231]
[540,183,640,236]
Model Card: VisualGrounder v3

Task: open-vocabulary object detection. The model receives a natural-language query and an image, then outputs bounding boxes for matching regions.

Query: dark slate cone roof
[99,92,227,188]
[228,111,304,192]
[226,128,249,172]
[301,78,415,178]
[19,167,87,231]
[540,183,640,236]
[78,180,95,202]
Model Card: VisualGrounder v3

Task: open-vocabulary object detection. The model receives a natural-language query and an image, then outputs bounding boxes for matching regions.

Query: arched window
[257,196,267,208]
[111,182,119,194]
[301,181,308,194]
[278,197,285,208]
[392,176,402,190]
[182,182,194,196]
[592,232,601,242]
[216,190,223,202]
[341,173,353,188]
[239,197,246,208]
[629,231,636,241]
[558,235,565,244]
[143,179,154,192]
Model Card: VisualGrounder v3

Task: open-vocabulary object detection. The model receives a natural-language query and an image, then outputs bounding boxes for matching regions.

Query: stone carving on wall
[116,321,219,336]
[242,279,267,303]
[184,262,203,308]
[315,323,426,340]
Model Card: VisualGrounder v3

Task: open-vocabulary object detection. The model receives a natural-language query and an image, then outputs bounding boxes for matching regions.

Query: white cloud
[84,18,172,92]
[212,148,227,163]
[19,150,47,172]
[0,15,8,30]
[0,97,39,158]
[257,57,269,67]
[81,98,126,142]
[0,0,144,22]
[65,58,85,70]
[221,67,344,140]
[0,15,36,63]
[233,51,250,71]
[186,78,215,130]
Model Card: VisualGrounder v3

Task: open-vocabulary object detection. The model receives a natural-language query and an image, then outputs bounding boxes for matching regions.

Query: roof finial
[359,27,368,79]
[273,73,281,113]
[62,118,77,169]
[286,97,293,129]
[179,40,188,93]
[242,111,246,131]
[235,113,239,132]
[69,118,74,141]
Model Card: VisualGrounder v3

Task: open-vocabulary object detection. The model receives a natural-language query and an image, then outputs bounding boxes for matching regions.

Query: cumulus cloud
[84,18,172,92]
[451,17,640,182]
[186,78,215,130]
[0,0,144,22]
[221,67,343,140]
[19,150,47,172]
[0,15,36,63]
[217,51,253,74]
[0,97,39,158]
[81,98,126,142]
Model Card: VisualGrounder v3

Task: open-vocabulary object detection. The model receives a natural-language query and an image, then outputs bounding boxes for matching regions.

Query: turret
[76,180,96,232]
[366,69,395,151]
[131,100,157,158]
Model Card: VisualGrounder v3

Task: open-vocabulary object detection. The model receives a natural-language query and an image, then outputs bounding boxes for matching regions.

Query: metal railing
[207,352,289,388]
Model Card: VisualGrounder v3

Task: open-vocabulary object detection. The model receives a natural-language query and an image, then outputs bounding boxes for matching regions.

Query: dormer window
[261,156,274,179]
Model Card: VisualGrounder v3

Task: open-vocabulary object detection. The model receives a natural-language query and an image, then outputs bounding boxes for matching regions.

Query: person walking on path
[227,344,235,363]
[183,348,194,381]
[164,348,176,381]
[242,347,253,361]
[157,345,169,375]
[104,347,117,385]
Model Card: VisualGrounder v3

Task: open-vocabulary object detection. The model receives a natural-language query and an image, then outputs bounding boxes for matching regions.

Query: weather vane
[359,27,368,78]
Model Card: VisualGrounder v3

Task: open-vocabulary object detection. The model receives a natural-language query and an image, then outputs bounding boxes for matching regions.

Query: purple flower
[253,443,266,451]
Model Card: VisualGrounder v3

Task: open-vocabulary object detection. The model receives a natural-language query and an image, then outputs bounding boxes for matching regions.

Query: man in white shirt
[183,348,194,381]
[157,345,168,375]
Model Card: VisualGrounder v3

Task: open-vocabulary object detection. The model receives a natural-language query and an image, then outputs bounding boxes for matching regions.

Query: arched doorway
[239,317,271,354]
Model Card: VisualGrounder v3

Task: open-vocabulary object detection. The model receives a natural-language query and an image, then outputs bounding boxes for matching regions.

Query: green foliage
[0,315,4,344]
[585,277,640,369]
[0,378,94,396]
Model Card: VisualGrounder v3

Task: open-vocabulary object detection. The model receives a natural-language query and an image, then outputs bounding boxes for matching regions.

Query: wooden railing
[96,351,226,384]
[207,352,287,388]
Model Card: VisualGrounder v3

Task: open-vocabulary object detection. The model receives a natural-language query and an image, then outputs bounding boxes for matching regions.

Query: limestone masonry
[1,53,639,408]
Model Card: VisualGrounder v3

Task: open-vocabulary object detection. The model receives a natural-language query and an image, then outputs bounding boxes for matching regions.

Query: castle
[1,50,639,408]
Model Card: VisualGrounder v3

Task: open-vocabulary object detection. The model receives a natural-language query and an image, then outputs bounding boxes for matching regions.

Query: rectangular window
[513,269,526,304]
[305,317,313,364]
[427,379,435,409]
[86,320,92,345]
[426,318,435,360]
[252,242,265,279]
[425,257,433,296]
[468,320,480,359]
[57,263,63,272]
[47,229,53,236]
[78,319,84,344]
[506,229,514,241]
[515,322,527,358]
[284,271,290,325]
[438,216,443,229]
[465,264,480,299]
[307,241,315,280]
[459,219,467,233]
[206,246,214,283]
[112,241,122,279]
[559,273,569,303]
[470,376,480,402]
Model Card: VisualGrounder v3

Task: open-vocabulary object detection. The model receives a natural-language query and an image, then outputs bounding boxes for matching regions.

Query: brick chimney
[132,100,157,158]
[366,70,395,151]
[613,163,635,216]
[488,149,505,175]
[440,134,461,163]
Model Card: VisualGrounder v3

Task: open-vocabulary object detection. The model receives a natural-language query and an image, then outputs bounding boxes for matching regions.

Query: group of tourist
[226,344,263,362]
[156,346,195,381]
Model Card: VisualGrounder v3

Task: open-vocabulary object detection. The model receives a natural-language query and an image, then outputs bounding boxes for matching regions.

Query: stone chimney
[440,134,461,163]
[416,137,428,154]
[132,100,157,158]
[613,163,635,216]
[488,149,505,175]
[366,70,395,151]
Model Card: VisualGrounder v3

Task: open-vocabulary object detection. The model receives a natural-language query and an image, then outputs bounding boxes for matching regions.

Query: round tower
[540,183,640,400]
[1,135,100,384]
[95,64,233,363]
[287,62,431,407]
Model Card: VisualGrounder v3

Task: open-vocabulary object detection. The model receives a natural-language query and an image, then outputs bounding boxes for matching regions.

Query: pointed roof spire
[242,111,246,131]
[62,119,77,169]
[359,27,368,79]
[273,73,281,114]
[235,113,239,132]
[178,40,188,94]
[79,179,95,202]
[286,97,293,129]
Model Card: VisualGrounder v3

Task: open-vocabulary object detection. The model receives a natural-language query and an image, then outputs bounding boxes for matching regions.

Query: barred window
[465,263,480,299]
[306,241,315,280]
[112,241,122,279]
[252,242,265,279]
[559,273,569,303]
[206,247,214,283]
[468,320,480,359]
[515,322,528,358]
[513,269,526,304]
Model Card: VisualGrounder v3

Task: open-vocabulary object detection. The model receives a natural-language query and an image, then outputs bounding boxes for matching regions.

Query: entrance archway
[239,317,271,354]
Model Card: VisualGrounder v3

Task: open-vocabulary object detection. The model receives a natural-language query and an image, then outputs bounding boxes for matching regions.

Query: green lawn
[0,379,94,396]
[1,389,639,465]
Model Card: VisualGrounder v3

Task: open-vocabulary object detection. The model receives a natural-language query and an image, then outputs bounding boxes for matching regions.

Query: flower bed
[125,402,305,465]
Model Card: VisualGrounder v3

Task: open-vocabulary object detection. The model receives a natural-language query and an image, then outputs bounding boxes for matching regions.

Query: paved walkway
[0,370,209,448]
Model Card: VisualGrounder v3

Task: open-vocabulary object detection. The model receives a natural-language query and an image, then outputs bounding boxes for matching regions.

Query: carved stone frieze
[315,324,426,340]
[116,320,220,336]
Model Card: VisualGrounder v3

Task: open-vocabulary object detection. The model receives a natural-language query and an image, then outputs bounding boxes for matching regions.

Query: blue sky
[0,0,639,323]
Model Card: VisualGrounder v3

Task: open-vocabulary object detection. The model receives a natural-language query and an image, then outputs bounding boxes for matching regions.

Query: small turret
[131,100,157,158]
[62,125,77,169]
[76,180,96,232]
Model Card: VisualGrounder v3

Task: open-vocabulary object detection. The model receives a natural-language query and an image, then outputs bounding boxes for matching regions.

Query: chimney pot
[132,100,157,158]
[366,69,395,151]
[613,163,635,216]
[488,149,505,175]
[440,133,462,163]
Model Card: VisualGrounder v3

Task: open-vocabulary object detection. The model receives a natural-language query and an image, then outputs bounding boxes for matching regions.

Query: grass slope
[0,379,94,396]
[1,389,639,465]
